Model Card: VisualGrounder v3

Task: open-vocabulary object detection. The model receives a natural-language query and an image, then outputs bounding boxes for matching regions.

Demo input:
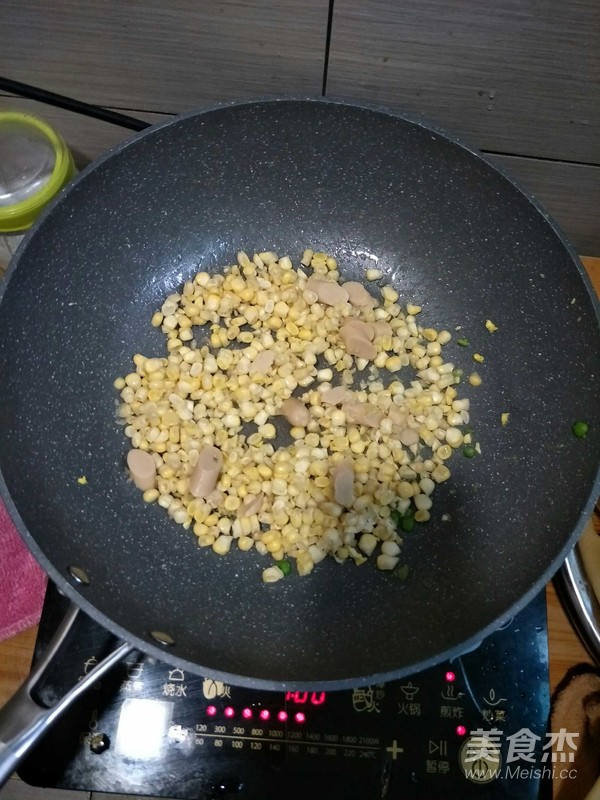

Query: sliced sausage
[342,333,377,360]
[250,349,275,375]
[342,401,384,428]
[279,397,311,427]
[342,281,377,308]
[331,460,355,507]
[321,386,353,405]
[237,493,264,518]
[387,406,408,428]
[127,449,157,491]
[372,320,393,338]
[306,277,349,306]
[341,318,375,341]
[399,428,420,447]
[190,446,223,499]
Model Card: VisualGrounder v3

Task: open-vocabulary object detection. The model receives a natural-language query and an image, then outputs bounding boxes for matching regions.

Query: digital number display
[285,691,327,706]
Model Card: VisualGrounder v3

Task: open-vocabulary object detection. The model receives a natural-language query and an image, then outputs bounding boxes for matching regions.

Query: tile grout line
[321,0,336,96]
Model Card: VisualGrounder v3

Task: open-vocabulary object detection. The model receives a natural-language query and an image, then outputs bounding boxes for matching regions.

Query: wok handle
[554,541,600,665]
[0,603,132,788]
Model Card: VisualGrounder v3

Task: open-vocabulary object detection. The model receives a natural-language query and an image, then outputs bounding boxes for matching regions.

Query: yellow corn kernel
[374,352,388,369]
[485,319,498,333]
[468,372,482,387]
[224,495,241,512]
[473,353,484,363]
[238,536,254,551]
[212,535,232,555]
[365,268,382,281]
[309,461,328,477]
[385,356,403,373]
[436,444,452,460]
[381,285,399,303]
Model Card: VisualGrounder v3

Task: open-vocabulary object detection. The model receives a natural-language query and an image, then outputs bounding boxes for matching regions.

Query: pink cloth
[0,498,46,641]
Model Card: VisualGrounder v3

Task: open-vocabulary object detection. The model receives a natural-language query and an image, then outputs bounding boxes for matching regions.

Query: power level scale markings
[192,730,381,752]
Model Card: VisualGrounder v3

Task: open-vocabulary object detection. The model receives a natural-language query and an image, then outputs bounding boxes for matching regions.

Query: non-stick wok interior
[0,99,598,689]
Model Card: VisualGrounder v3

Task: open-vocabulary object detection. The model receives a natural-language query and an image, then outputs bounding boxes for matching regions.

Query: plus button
[386,739,404,760]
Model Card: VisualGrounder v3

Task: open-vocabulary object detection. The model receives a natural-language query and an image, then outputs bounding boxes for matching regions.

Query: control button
[89,732,110,754]
[386,739,404,760]
[482,688,507,706]
[459,736,502,784]
[203,678,232,700]
[399,681,419,700]
[441,684,465,701]
[429,739,448,756]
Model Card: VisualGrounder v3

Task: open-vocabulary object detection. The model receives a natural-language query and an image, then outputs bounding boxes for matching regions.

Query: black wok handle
[0,603,132,788]
[0,76,149,132]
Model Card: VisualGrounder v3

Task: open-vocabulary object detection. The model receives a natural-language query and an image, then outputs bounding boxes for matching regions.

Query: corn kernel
[365,268,382,281]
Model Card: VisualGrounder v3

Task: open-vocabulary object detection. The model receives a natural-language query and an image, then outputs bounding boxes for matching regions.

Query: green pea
[276,559,292,576]
[390,508,403,526]
[463,445,477,458]
[400,515,415,532]
[572,421,589,438]
[457,338,469,347]
[393,564,410,581]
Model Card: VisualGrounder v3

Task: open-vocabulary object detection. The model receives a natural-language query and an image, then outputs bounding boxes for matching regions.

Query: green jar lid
[0,111,76,234]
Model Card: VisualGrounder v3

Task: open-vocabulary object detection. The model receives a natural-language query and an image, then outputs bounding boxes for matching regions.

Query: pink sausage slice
[279,397,311,427]
[190,446,223,499]
[250,349,275,376]
[332,459,355,507]
[342,401,384,428]
[343,333,377,360]
[341,318,375,341]
[342,282,377,308]
[306,277,349,306]
[127,449,157,491]
[237,493,265,518]
[322,386,353,405]
[372,320,393,338]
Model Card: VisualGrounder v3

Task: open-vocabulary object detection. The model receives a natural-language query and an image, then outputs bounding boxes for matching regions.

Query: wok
[0,98,599,779]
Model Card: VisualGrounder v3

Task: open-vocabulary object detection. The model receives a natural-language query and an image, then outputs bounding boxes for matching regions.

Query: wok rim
[1,95,599,690]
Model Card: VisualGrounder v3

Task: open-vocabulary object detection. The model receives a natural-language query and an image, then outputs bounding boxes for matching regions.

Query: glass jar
[0,111,76,272]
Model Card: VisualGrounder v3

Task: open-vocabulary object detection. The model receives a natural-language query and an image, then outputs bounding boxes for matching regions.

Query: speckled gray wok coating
[0,99,598,690]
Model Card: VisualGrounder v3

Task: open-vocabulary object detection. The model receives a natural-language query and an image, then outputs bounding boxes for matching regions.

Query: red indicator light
[294,712,306,724]
[277,711,288,722]
[242,708,253,719]
[224,706,235,718]
[445,671,456,682]
[206,705,217,717]
[259,709,270,721]
[456,725,467,737]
